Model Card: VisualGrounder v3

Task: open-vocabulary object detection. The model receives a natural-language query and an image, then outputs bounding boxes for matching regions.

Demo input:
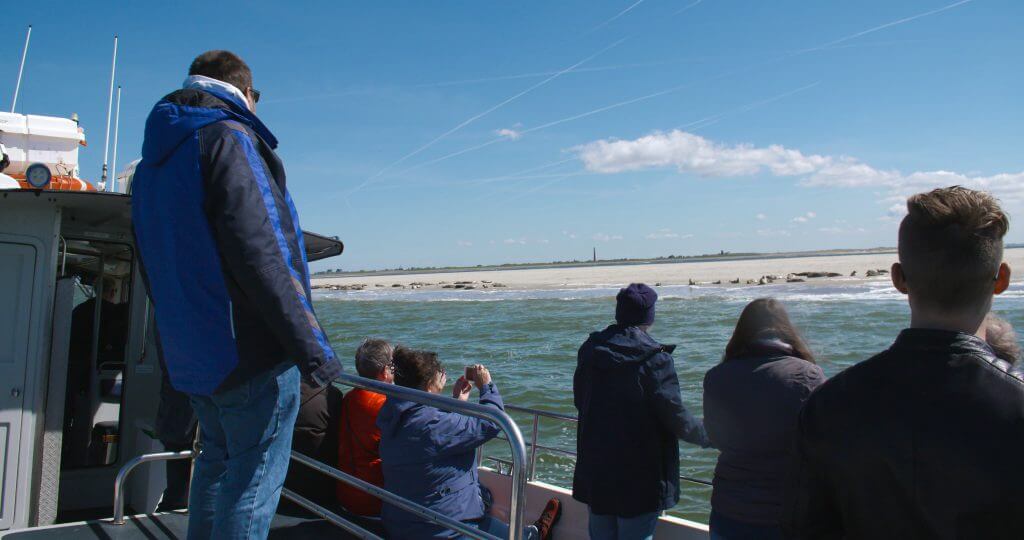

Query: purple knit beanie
[615,283,657,326]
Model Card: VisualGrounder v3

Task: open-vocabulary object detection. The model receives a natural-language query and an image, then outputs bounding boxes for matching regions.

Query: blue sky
[7,0,1023,270]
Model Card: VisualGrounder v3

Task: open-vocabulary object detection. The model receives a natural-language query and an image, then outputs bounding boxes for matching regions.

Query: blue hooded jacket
[131,86,341,395]
[377,383,504,539]
[573,325,711,517]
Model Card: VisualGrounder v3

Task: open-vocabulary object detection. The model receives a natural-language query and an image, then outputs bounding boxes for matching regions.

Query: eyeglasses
[249,87,261,103]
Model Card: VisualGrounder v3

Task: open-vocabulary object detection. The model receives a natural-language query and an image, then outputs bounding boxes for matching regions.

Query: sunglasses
[248,87,261,103]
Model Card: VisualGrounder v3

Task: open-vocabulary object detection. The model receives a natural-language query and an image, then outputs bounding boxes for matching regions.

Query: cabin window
[60,239,133,469]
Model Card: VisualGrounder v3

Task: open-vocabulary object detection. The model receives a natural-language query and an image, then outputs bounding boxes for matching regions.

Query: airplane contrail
[673,0,704,16]
[348,38,626,197]
[586,0,647,35]
[389,1,970,177]
[390,60,772,176]
[673,81,821,131]
[800,0,974,53]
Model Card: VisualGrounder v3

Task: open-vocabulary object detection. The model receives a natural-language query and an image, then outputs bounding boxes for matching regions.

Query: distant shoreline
[315,247,897,279]
[309,247,1024,294]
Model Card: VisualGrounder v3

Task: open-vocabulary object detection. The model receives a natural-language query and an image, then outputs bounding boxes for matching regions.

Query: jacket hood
[376,396,422,435]
[140,87,278,165]
[587,324,676,368]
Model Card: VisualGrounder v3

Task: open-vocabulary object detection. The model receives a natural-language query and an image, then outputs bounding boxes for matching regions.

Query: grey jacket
[703,340,825,524]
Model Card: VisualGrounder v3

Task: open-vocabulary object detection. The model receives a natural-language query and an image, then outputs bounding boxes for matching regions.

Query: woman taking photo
[703,298,826,539]
[377,348,559,539]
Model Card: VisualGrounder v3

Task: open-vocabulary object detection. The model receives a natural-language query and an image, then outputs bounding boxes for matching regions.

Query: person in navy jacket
[573,283,712,540]
[132,50,341,539]
[377,349,504,538]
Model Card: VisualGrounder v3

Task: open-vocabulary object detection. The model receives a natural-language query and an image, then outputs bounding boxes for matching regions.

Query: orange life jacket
[337,388,386,516]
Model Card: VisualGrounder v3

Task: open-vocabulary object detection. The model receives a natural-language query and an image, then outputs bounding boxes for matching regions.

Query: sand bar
[312,248,1024,292]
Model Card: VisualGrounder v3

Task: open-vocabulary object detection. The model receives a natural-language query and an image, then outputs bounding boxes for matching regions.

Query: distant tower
[593,247,597,262]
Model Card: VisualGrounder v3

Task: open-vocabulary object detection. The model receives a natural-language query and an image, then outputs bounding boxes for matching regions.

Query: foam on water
[315,280,1024,304]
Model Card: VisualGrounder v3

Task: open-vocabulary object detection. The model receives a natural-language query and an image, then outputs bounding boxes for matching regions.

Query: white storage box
[0,112,85,177]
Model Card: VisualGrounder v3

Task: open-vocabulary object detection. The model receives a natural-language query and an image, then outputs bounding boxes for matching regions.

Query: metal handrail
[290,451,500,540]
[332,371,529,539]
[112,450,193,525]
[280,487,383,540]
[492,404,715,487]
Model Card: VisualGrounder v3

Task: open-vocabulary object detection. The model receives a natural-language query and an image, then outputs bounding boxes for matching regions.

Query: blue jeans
[588,508,660,540]
[187,363,300,540]
[709,510,783,540]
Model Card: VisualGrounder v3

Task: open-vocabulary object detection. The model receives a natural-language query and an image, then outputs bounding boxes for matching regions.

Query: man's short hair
[188,50,252,94]
[898,186,1008,313]
[354,339,394,378]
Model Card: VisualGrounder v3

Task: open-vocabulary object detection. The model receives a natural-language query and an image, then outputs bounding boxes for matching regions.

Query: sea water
[314,279,1024,523]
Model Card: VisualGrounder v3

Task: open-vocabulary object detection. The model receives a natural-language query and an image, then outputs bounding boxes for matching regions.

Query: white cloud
[562,230,578,239]
[503,238,527,245]
[592,232,623,242]
[537,238,550,244]
[792,211,816,223]
[645,228,692,240]
[456,240,473,247]
[757,228,791,237]
[755,213,766,220]
[573,129,1024,211]
[818,226,866,234]
[495,128,522,141]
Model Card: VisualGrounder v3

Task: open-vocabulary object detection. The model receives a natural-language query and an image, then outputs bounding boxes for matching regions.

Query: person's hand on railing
[465,364,492,388]
[453,375,473,401]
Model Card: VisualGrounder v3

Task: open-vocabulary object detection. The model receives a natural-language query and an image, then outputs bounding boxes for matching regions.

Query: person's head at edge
[188,50,259,112]
[723,298,816,363]
[355,338,395,384]
[983,313,1020,365]
[393,347,446,393]
[616,283,657,331]
[892,186,1011,337]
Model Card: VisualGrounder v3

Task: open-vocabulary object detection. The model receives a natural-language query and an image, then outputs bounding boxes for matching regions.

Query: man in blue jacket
[573,283,711,539]
[132,50,342,539]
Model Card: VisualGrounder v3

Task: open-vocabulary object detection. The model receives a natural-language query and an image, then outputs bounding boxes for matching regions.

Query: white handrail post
[11,25,31,113]
[100,35,118,191]
[111,85,121,192]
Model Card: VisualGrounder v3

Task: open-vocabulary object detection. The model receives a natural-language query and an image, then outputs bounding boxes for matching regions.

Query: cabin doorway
[59,239,134,470]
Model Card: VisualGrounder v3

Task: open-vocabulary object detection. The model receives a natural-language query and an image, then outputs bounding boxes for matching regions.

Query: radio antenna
[11,25,31,112]
[111,85,121,192]
[100,35,118,191]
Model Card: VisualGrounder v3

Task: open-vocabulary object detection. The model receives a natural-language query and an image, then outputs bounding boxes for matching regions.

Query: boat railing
[110,371,530,540]
[490,404,713,487]
[112,450,194,525]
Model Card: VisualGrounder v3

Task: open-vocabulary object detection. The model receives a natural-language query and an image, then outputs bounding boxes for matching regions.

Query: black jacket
[784,329,1024,539]
[572,325,711,517]
[282,382,344,511]
[703,341,825,525]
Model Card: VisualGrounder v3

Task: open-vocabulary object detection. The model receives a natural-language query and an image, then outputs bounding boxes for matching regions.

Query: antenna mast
[100,35,118,191]
[111,85,121,192]
[11,25,32,113]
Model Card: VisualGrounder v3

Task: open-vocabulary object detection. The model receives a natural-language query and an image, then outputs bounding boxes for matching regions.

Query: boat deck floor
[2,511,379,539]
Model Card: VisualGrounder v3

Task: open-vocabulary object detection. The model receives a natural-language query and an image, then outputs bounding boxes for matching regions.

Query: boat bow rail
[487,404,713,488]
[110,371,529,540]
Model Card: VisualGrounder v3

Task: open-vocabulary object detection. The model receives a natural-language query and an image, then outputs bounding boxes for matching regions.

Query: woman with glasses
[377,348,559,539]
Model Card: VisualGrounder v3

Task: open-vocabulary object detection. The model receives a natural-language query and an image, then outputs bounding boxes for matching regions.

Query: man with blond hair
[785,186,1024,539]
